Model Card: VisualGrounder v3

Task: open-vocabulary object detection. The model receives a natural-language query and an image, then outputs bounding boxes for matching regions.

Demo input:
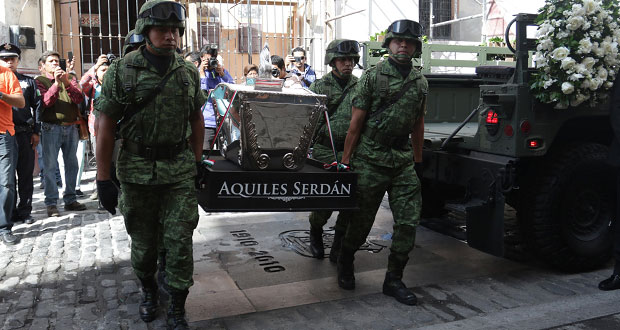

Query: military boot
[329,230,344,263]
[309,228,325,258]
[337,247,355,290]
[167,288,189,330]
[382,271,417,305]
[138,276,159,322]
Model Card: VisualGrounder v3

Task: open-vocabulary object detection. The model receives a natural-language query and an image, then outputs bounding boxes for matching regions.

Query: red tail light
[485,109,500,136]
[527,139,542,149]
[486,110,499,124]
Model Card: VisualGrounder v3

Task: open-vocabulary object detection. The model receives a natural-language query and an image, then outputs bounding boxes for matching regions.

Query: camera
[271,67,280,78]
[294,56,303,63]
[208,58,218,68]
[106,53,116,63]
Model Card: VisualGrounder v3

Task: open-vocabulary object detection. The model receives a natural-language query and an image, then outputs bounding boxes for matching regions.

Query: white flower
[582,57,596,70]
[570,93,589,106]
[583,0,597,15]
[571,4,586,17]
[604,81,614,88]
[578,38,592,53]
[581,79,592,90]
[597,67,608,80]
[589,77,604,90]
[567,16,585,30]
[574,63,588,74]
[562,82,575,94]
[556,31,570,39]
[536,23,555,37]
[561,57,577,70]
[569,73,584,81]
[547,4,556,14]
[543,79,556,89]
[551,47,570,60]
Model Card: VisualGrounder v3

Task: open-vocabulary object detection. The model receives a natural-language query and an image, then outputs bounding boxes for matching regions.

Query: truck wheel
[520,143,614,272]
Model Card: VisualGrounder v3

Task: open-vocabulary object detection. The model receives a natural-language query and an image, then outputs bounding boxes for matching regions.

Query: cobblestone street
[1,168,620,330]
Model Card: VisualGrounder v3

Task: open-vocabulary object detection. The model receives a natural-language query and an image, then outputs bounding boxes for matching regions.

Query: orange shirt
[0,65,22,135]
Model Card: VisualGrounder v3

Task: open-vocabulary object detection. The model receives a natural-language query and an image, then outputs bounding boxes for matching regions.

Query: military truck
[363,13,614,272]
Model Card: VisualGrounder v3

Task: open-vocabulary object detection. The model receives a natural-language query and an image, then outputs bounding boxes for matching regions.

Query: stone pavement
[1,168,620,330]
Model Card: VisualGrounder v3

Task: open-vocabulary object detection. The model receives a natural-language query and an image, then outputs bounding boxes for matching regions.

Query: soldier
[94,1,205,329]
[307,39,360,260]
[122,29,145,56]
[337,19,428,306]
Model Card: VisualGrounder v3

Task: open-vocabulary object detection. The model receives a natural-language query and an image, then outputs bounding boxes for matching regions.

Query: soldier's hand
[337,163,351,172]
[195,161,208,189]
[97,180,119,215]
[414,162,424,180]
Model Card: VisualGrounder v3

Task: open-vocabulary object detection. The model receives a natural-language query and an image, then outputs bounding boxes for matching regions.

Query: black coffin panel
[198,157,358,212]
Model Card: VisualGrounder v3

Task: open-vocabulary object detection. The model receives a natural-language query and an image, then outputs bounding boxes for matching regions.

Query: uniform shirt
[309,71,358,150]
[290,64,316,88]
[201,68,233,129]
[351,60,428,168]
[0,65,23,135]
[13,72,42,134]
[95,49,206,185]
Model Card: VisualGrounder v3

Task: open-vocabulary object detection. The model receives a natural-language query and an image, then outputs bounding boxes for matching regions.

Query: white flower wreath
[530,0,620,109]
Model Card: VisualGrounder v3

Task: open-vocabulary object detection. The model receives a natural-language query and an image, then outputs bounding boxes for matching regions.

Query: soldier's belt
[362,128,409,149]
[122,139,188,160]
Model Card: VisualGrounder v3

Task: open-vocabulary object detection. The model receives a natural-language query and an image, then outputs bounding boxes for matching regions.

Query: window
[419,0,452,39]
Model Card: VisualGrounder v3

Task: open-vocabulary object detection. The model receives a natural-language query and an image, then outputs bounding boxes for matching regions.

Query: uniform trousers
[614,169,620,275]
[13,131,35,220]
[120,179,199,291]
[341,159,422,273]
[309,144,348,232]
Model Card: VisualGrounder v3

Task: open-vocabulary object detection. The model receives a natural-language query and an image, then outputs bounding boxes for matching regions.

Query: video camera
[106,53,116,63]
[208,57,218,68]
[271,67,280,78]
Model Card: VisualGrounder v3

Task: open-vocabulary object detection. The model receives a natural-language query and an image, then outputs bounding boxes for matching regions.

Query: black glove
[97,180,118,215]
[195,161,208,189]
[414,162,423,180]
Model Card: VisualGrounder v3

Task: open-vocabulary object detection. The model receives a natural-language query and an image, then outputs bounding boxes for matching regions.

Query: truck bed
[424,122,479,150]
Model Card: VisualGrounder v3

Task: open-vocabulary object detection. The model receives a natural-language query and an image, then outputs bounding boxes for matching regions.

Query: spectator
[0,43,41,225]
[35,58,62,190]
[285,46,316,87]
[243,64,258,85]
[184,51,201,69]
[271,55,302,88]
[80,54,110,201]
[36,50,87,217]
[199,45,234,151]
[0,52,25,245]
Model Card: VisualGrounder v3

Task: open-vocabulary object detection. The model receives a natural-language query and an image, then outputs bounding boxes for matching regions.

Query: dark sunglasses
[387,20,424,37]
[128,33,144,45]
[139,2,186,21]
[327,40,360,54]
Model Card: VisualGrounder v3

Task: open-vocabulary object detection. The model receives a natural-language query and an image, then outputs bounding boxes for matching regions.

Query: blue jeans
[0,132,17,233]
[37,143,61,183]
[41,123,79,206]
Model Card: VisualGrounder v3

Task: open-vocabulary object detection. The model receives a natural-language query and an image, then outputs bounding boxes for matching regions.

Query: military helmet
[134,0,187,37]
[381,19,424,50]
[324,39,360,66]
[123,30,145,56]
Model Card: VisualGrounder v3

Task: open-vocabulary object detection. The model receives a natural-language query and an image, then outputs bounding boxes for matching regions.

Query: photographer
[285,46,316,88]
[199,45,233,151]
[271,55,302,88]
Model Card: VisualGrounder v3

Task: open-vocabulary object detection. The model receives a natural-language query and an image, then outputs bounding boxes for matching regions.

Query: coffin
[210,83,326,171]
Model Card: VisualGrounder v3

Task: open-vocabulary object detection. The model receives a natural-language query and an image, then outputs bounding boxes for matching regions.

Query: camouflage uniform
[342,61,427,274]
[95,48,205,291]
[308,71,358,234]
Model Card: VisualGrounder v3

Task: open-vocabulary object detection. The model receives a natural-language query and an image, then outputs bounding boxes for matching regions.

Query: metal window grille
[419,0,452,39]
[54,0,325,80]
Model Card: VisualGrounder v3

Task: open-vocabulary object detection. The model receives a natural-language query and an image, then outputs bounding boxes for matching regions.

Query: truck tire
[520,143,614,272]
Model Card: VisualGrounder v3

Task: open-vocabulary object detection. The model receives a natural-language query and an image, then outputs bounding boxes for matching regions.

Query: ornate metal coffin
[210,83,326,171]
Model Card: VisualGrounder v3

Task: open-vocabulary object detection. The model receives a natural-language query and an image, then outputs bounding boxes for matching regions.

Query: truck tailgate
[424,122,479,149]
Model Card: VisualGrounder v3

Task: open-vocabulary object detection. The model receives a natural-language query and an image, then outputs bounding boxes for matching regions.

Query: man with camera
[199,44,233,151]
[0,43,42,226]
[36,50,87,217]
[285,47,316,88]
[271,55,302,88]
